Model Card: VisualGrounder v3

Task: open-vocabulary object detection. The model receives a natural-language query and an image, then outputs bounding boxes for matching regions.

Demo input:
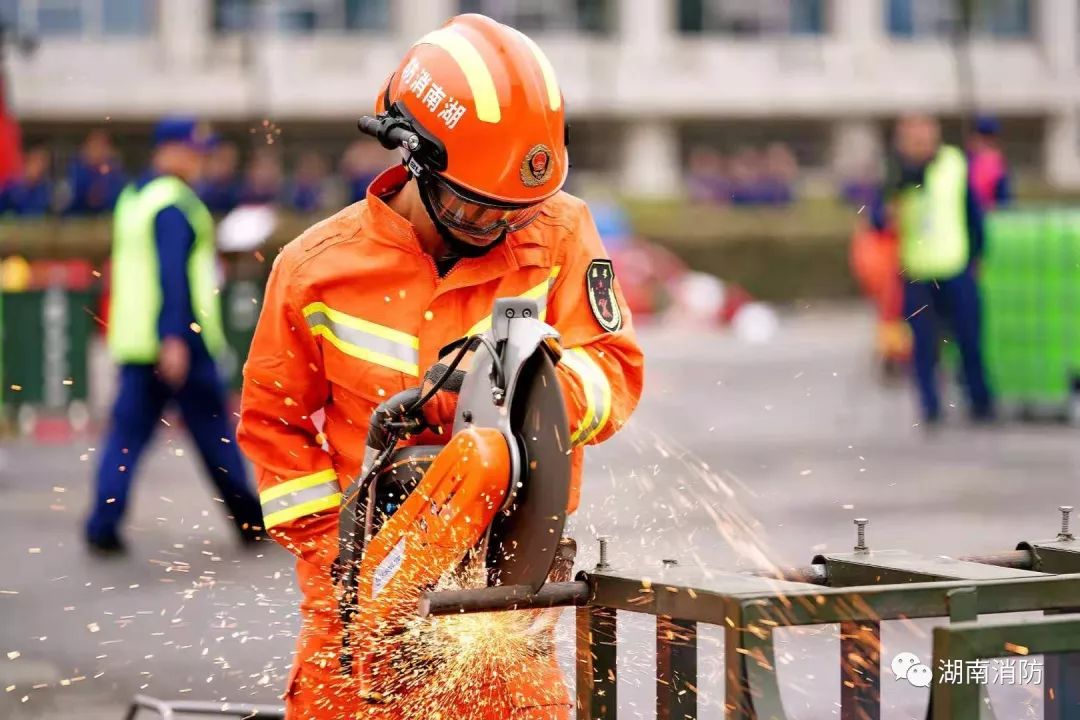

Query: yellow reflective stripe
[260,468,338,503]
[310,326,420,376]
[562,347,612,446]
[303,302,418,349]
[512,28,561,111]
[303,302,420,377]
[466,267,561,336]
[263,494,342,530]
[416,28,501,123]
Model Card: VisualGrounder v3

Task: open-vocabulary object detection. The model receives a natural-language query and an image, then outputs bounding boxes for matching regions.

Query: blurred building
[2,0,1077,197]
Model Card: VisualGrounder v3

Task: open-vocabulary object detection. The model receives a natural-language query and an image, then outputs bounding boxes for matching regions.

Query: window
[887,0,1032,39]
[34,0,82,36]
[7,0,153,37]
[0,0,18,28]
[213,0,390,34]
[276,0,390,33]
[102,0,154,35]
[678,0,827,36]
[457,0,614,35]
[214,0,257,33]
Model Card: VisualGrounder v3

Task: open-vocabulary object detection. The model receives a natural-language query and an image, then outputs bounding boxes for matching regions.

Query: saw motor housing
[335,298,573,698]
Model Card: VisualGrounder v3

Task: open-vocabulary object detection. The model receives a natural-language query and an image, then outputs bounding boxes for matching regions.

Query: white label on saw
[372,538,406,598]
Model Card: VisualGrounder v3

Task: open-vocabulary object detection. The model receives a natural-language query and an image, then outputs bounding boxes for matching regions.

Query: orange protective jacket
[237,166,644,714]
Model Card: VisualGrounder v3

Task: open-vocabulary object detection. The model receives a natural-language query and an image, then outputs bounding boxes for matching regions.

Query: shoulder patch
[586,259,623,332]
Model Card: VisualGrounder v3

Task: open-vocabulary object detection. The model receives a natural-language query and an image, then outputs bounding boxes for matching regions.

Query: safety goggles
[423,175,543,239]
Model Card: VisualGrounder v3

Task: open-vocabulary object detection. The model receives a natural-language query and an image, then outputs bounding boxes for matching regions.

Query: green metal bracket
[932,615,1080,720]
[1021,539,1080,574]
[817,549,1047,586]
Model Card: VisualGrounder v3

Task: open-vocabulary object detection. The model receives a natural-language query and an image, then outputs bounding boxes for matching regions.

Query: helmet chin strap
[416,172,507,260]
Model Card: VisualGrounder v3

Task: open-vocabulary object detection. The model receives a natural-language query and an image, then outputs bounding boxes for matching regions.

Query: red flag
[0,75,24,185]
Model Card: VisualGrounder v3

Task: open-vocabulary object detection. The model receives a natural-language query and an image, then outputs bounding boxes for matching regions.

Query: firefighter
[85,118,264,554]
[236,14,644,719]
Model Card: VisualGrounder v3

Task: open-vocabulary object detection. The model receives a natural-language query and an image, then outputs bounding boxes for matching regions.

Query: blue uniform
[63,158,126,216]
[86,175,262,546]
[2,178,53,216]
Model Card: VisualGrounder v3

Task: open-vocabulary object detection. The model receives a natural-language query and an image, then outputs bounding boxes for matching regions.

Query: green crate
[2,288,94,409]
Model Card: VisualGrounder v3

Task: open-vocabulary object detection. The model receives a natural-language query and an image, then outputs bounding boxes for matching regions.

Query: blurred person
[759,142,797,205]
[850,192,910,377]
[63,128,126,216]
[729,146,766,205]
[239,147,284,206]
[85,117,263,555]
[2,146,53,216]
[289,151,329,213]
[884,114,994,426]
[197,140,242,214]
[341,138,388,203]
[236,15,642,718]
[967,115,1012,210]
[686,145,728,204]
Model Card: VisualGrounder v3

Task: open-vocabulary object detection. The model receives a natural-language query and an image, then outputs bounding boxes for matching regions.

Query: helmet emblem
[521,144,553,187]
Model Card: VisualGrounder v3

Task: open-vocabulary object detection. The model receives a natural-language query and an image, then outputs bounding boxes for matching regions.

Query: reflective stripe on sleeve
[303,302,420,376]
[559,347,612,446]
[260,468,342,529]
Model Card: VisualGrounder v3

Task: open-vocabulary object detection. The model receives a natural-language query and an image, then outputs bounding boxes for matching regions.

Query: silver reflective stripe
[261,478,341,514]
[305,311,419,369]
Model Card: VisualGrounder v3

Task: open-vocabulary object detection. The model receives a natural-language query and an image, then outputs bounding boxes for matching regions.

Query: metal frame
[422,518,1080,720]
[124,695,284,719]
[931,615,1080,720]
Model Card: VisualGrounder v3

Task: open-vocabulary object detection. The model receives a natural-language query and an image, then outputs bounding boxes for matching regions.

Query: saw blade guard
[452,297,573,592]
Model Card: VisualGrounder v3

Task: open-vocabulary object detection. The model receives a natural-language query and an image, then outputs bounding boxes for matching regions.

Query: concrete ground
[0,303,1073,719]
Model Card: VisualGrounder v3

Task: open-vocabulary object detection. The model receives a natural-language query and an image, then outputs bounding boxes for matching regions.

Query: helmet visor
[424,175,543,239]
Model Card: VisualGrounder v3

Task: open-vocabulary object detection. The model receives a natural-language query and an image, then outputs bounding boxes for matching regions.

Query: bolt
[404,134,420,151]
[854,518,869,552]
[1060,506,1074,540]
[597,536,611,570]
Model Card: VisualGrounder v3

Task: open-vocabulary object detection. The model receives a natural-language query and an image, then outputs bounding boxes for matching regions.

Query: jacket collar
[360,164,524,289]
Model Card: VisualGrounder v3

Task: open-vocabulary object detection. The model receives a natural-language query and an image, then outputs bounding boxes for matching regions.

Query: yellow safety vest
[107,176,225,363]
[898,145,971,281]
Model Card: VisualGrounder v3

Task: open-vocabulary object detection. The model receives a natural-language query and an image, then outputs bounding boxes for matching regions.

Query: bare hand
[157,336,190,389]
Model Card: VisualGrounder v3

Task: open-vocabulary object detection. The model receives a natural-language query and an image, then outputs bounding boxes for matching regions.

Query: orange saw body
[334,297,573,703]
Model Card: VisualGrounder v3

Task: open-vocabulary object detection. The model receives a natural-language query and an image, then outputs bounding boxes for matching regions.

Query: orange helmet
[363,14,567,241]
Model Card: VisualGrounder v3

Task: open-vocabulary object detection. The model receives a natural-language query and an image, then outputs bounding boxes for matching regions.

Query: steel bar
[839,620,880,720]
[958,549,1034,569]
[576,604,617,720]
[657,617,697,720]
[746,564,828,585]
[419,580,589,617]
